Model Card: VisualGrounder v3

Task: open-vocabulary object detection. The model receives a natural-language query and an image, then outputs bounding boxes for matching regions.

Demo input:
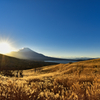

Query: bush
[69,62,73,64]
[0,70,14,77]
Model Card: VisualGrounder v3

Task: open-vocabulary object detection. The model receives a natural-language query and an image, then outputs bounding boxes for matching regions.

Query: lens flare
[0,42,13,54]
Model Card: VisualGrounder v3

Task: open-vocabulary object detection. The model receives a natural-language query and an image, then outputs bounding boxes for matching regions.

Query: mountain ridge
[7,47,94,61]
[7,48,47,60]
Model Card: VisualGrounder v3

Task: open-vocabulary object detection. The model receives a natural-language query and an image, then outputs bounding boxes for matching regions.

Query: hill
[0,53,58,70]
[0,58,100,99]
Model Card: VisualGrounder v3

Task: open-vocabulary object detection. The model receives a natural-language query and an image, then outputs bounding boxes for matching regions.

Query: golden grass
[0,59,100,99]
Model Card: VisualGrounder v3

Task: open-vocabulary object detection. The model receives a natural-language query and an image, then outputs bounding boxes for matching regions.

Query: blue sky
[0,0,100,58]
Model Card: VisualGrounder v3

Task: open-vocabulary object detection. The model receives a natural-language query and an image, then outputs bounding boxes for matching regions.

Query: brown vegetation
[0,58,100,99]
[0,54,58,70]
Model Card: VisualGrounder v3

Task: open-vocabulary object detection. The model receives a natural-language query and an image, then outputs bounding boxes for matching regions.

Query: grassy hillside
[0,58,100,99]
[0,54,58,70]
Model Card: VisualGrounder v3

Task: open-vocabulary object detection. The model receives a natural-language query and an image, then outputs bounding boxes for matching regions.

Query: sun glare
[0,42,12,54]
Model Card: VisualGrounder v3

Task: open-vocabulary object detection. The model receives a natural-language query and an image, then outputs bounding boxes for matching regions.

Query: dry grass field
[0,58,100,100]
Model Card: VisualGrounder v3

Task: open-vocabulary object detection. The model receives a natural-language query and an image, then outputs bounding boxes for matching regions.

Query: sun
[0,42,13,54]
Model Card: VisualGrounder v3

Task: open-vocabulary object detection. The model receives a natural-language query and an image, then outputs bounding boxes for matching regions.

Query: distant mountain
[7,48,68,61]
[7,48,50,61]
[7,47,94,61]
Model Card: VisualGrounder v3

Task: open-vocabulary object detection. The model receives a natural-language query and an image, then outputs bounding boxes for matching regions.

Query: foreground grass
[1,59,100,100]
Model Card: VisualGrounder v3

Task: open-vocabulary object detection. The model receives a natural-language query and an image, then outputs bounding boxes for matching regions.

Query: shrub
[0,70,14,77]
[69,62,73,64]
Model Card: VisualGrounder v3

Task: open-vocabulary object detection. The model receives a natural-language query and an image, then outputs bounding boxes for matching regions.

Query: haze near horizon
[0,0,100,58]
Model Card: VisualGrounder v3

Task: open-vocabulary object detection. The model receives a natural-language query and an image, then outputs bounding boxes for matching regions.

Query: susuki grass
[1,59,100,100]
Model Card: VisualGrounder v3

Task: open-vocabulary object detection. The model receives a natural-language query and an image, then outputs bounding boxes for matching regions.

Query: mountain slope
[0,58,100,99]
[7,48,87,61]
[7,48,49,60]
[0,53,57,70]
